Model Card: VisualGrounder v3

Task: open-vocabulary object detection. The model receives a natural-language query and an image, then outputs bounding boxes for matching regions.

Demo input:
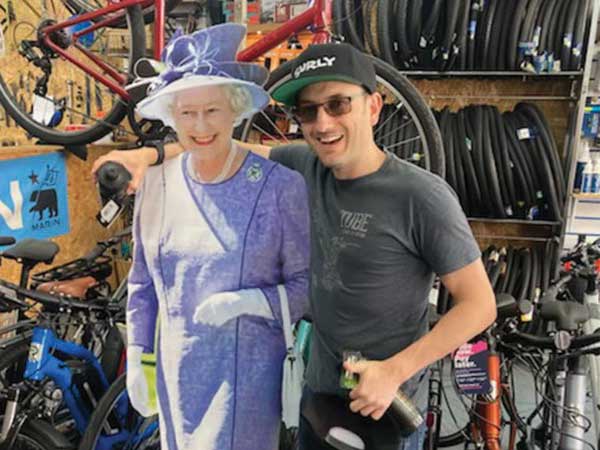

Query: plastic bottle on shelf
[581,152,593,193]
[575,140,590,193]
[593,152,600,194]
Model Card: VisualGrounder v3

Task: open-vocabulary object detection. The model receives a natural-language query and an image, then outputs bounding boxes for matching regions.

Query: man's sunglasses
[289,92,368,124]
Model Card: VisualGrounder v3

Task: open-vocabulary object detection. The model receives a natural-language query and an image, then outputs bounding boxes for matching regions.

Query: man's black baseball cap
[271,43,377,106]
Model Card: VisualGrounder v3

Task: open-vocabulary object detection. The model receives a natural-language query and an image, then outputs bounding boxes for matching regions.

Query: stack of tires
[334,0,591,72]
[438,241,560,334]
[432,103,565,221]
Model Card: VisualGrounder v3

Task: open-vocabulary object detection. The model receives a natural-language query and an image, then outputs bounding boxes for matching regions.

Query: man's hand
[92,147,157,195]
[345,358,405,421]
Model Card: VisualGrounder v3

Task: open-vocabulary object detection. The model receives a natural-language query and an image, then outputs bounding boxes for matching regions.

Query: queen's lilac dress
[126,151,310,450]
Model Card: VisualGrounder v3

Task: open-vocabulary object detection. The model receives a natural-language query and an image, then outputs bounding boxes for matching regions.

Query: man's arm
[346,258,496,420]
[91,140,272,193]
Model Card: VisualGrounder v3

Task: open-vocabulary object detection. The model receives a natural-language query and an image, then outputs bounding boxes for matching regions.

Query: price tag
[453,340,490,395]
[517,128,531,140]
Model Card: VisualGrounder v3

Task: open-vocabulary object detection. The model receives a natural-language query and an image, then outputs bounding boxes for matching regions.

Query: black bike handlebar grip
[96,162,132,198]
[538,300,592,331]
[388,389,424,433]
[0,237,15,246]
[504,330,555,349]
[83,245,106,263]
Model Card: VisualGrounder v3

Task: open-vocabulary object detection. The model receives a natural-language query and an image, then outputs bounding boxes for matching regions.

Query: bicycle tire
[64,0,180,28]
[465,105,491,216]
[560,0,578,71]
[332,0,347,40]
[512,110,547,216]
[515,102,565,205]
[498,246,515,293]
[482,106,505,217]
[517,0,542,70]
[494,107,517,215]
[439,108,457,196]
[538,0,558,57]
[377,0,398,67]
[240,56,445,177]
[0,4,145,146]
[473,0,489,69]
[532,0,551,56]
[488,0,509,70]
[450,114,469,214]
[78,372,159,450]
[466,0,481,70]
[504,124,533,219]
[553,0,570,66]
[516,248,532,302]
[570,0,589,70]
[421,0,444,47]
[481,0,500,70]
[454,0,471,70]
[505,112,542,211]
[12,419,73,450]
[456,109,481,214]
[437,0,461,71]
[488,106,512,216]
[407,0,423,54]
[343,0,367,53]
[395,0,413,66]
[503,112,536,212]
[507,0,528,70]
[0,339,30,396]
[364,0,381,58]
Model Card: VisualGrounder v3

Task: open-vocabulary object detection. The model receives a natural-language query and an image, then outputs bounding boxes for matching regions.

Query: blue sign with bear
[0,152,70,242]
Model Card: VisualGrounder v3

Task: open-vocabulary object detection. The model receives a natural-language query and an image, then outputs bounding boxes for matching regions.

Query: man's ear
[368,92,383,127]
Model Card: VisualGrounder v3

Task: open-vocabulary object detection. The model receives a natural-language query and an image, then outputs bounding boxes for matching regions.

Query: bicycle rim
[0,1,144,145]
[239,57,445,177]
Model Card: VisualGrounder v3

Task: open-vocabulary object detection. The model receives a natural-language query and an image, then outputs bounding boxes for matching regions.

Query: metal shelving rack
[563,0,600,249]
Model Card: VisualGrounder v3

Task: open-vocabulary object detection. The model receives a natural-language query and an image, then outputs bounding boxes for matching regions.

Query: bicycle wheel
[79,372,160,450]
[239,56,445,177]
[0,1,145,146]
[11,419,72,450]
[64,0,181,28]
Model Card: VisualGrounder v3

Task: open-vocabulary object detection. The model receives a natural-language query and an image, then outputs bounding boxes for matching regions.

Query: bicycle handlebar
[82,226,131,263]
[0,279,121,315]
[503,328,600,351]
[0,237,15,247]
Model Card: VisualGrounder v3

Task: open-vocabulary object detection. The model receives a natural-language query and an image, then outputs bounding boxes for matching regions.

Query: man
[94,43,496,449]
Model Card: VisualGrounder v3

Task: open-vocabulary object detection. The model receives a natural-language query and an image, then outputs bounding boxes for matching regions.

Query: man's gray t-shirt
[271,144,481,400]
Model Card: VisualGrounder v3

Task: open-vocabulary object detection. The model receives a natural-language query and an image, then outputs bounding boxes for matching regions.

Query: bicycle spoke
[373,101,406,135]
[383,135,421,149]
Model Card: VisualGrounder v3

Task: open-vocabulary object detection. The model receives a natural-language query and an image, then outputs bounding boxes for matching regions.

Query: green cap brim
[271,74,367,106]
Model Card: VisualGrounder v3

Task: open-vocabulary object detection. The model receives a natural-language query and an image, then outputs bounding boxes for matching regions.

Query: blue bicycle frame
[23,325,157,450]
[24,326,110,435]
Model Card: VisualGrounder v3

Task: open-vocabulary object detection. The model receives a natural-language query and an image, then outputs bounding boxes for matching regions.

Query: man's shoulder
[271,143,316,168]
[384,155,449,196]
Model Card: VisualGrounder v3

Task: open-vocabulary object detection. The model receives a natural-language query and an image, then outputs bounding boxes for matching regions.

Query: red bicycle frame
[40,0,332,102]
